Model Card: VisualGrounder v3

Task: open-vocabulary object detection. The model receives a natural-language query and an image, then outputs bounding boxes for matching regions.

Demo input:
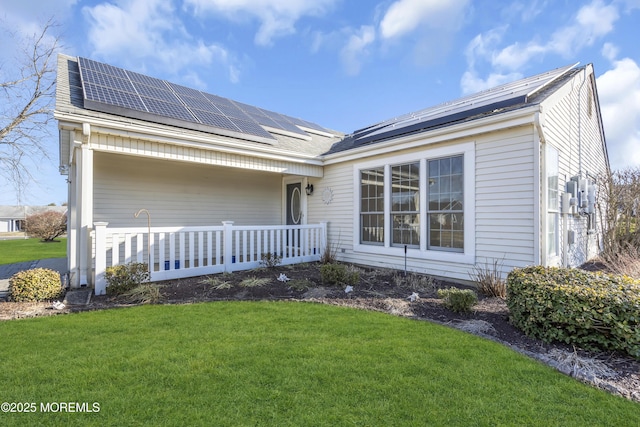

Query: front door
[286,183,302,226]
[286,183,302,251]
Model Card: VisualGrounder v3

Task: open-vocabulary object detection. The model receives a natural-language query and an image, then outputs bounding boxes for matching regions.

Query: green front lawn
[0,238,67,265]
[0,302,638,426]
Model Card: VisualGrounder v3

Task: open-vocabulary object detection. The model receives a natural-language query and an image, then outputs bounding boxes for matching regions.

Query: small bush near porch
[1,302,638,426]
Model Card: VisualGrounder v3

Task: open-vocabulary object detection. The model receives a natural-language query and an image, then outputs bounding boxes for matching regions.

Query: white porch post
[320,221,328,256]
[67,159,79,287]
[94,222,108,295]
[222,221,234,273]
[78,131,94,287]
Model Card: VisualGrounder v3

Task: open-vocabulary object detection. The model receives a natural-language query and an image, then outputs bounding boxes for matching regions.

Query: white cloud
[463,0,621,94]
[184,0,337,46]
[460,70,523,94]
[340,26,376,76]
[596,57,640,170]
[494,0,618,71]
[379,0,469,40]
[83,0,236,81]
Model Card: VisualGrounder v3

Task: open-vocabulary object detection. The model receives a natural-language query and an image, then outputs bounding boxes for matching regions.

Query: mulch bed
[1,262,638,403]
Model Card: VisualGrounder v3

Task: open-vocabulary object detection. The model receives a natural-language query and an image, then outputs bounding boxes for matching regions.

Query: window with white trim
[358,154,464,253]
[428,155,464,251]
[391,162,420,247]
[546,145,559,258]
[360,167,385,245]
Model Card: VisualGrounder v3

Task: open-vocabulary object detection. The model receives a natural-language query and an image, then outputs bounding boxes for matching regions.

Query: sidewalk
[0,258,68,298]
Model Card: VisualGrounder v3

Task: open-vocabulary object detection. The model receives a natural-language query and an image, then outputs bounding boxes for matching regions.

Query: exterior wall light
[305,183,314,196]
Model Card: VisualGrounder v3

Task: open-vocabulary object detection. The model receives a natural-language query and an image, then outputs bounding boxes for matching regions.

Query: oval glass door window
[290,187,302,224]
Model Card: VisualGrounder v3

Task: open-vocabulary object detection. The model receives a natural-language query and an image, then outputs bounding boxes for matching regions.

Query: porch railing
[93,221,327,295]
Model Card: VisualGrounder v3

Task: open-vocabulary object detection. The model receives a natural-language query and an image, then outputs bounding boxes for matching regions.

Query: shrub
[320,263,360,286]
[105,263,149,296]
[437,287,478,313]
[507,266,640,359]
[394,272,436,293]
[9,268,63,302]
[121,284,162,304]
[200,276,233,290]
[320,242,338,264]
[471,258,507,299]
[239,277,270,288]
[23,210,67,242]
[259,252,282,268]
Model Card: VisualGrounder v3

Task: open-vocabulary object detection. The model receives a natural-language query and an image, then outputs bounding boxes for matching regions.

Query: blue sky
[1,0,639,205]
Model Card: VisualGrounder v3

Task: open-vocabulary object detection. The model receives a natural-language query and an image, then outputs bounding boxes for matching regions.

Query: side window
[391,162,420,247]
[427,155,464,251]
[546,145,559,258]
[360,168,385,245]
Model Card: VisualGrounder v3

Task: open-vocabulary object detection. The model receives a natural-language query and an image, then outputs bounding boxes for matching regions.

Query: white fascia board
[322,106,541,165]
[55,112,324,167]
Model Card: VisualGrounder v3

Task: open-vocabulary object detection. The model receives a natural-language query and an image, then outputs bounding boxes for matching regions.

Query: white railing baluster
[158,232,165,272]
[250,230,255,262]
[216,230,222,267]
[94,223,326,287]
[149,233,155,272]
[124,233,132,263]
[112,232,120,266]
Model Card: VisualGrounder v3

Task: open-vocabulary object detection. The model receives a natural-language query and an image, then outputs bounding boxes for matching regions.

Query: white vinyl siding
[475,127,536,269]
[90,132,324,178]
[93,152,283,228]
[538,66,609,266]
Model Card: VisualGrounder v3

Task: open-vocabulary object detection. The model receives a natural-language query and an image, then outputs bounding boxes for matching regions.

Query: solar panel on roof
[190,109,241,131]
[126,71,166,88]
[179,95,219,112]
[83,83,147,111]
[77,56,278,143]
[208,103,249,121]
[344,63,577,148]
[283,114,328,133]
[166,82,208,100]
[203,93,236,107]
[227,118,275,139]
[141,96,195,122]
[133,82,178,101]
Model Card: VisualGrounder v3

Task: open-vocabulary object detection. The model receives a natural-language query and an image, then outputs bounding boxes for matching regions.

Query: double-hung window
[427,155,464,251]
[546,145,559,258]
[391,162,420,247]
[358,152,466,253]
[360,168,385,245]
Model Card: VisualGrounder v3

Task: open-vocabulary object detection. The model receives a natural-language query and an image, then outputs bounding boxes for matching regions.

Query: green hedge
[507,266,640,359]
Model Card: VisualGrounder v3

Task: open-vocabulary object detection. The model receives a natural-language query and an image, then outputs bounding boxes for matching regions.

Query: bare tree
[596,167,640,277]
[0,19,60,202]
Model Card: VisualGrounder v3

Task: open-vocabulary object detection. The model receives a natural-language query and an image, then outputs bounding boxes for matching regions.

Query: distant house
[55,55,609,294]
[0,206,67,233]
